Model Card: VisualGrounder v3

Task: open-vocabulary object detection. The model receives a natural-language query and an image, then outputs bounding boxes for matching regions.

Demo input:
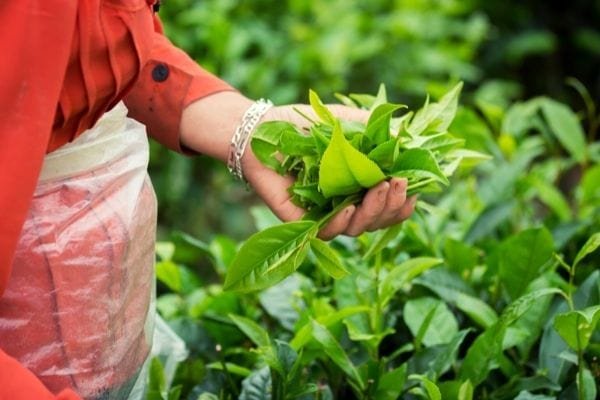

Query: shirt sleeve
[123,16,235,152]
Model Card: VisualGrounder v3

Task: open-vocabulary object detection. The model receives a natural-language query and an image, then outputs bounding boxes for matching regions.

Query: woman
[0,1,415,399]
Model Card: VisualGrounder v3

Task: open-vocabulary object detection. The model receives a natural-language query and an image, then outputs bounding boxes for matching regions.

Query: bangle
[227,98,273,181]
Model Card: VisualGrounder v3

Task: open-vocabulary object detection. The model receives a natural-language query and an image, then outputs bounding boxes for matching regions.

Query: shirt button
[152,64,169,82]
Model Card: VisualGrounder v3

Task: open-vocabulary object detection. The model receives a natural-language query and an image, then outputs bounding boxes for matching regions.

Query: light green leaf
[527,175,572,221]
[498,227,554,299]
[224,221,317,292]
[415,269,499,329]
[409,374,442,400]
[458,380,474,400]
[251,121,296,171]
[408,82,463,135]
[390,148,449,185]
[229,314,272,348]
[553,305,600,351]
[540,98,587,163]
[379,258,443,306]
[363,224,403,260]
[578,368,597,400]
[290,306,369,350]
[573,232,600,267]
[310,238,349,279]
[156,242,175,261]
[156,260,182,293]
[403,297,459,347]
[311,320,365,389]
[309,90,336,125]
[280,129,316,156]
[319,120,386,198]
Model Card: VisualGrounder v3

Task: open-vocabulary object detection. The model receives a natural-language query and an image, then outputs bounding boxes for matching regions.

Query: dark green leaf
[498,228,554,299]
[239,367,272,400]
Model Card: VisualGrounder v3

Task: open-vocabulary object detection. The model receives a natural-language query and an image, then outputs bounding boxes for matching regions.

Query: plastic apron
[0,103,186,399]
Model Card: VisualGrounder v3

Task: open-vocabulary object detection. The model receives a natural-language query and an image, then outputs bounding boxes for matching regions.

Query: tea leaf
[573,232,600,267]
[375,364,407,400]
[498,227,554,300]
[390,148,449,185]
[309,90,336,125]
[224,221,317,292]
[365,103,406,144]
[310,238,349,279]
[319,120,386,198]
[540,98,587,163]
[553,305,600,351]
[379,258,443,306]
[311,320,365,389]
[229,314,271,348]
[403,297,459,346]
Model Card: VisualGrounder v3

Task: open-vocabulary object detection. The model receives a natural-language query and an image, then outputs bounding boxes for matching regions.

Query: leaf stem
[316,193,363,229]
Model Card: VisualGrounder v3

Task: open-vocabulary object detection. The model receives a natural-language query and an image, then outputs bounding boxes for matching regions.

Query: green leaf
[390,148,449,185]
[527,175,572,221]
[156,242,175,261]
[259,274,305,331]
[578,368,598,400]
[553,305,600,351]
[408,82,463,135]
[375,364,407,400]
[149,357,166,393]
[430,330,471,379]
[280,129,316,156]
[498,227,554,299]
[224,221,317,292]
[290,305,369,350]
[310,238,349,279]
[415,269,499,329]
[409,374,442,400]
[309,90,336,125]
[363,224,403,260]
[379,258,443,306]
[251,121,295,171]
[458,380,474,400]
[319,120,386,198]
[311,320,365,389]
[368,139,400,171]
[239,367,272,400]
[229,314,272,348]
[460,288,561,386]
[540,98,587,163]
[403,297,459,347]
[573,232,600,267]
[156,260,182,293]
[291,183,328,208]
[365,103,406,144]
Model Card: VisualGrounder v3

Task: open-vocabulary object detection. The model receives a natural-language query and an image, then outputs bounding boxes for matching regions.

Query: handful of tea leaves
[224,83,487,292]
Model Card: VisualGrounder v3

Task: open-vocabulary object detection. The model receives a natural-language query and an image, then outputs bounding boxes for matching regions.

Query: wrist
[180,91,254,162]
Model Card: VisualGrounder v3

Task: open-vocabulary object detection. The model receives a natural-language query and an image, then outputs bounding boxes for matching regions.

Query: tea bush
[149,87,600,399]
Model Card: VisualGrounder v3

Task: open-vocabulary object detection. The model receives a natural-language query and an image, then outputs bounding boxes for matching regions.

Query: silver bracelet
[227,98,273,181]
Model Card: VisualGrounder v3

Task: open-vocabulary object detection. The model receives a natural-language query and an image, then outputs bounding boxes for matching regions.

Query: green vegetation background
[151,0,599,240]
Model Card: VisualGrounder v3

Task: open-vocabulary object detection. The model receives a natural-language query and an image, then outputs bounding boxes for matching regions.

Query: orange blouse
[0,1,233,398]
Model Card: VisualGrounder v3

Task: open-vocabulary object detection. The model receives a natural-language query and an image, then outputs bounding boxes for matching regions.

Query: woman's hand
[180,92,416,240]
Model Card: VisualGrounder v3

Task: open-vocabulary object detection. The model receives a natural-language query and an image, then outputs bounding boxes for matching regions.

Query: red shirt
[0,1,232,398]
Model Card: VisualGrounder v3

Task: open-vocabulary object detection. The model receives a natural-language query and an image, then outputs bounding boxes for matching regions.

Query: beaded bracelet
[227,98,273,181]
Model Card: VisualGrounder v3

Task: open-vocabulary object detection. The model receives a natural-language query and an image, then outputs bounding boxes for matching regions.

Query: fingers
[344,178,415,237]
[345,181,390,236]
[318,205,356,241]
